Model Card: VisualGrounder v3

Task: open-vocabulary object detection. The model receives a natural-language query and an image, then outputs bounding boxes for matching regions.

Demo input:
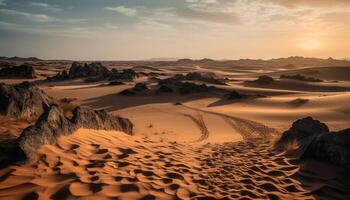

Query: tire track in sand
[180,113,209,142]
[181,104,279,142]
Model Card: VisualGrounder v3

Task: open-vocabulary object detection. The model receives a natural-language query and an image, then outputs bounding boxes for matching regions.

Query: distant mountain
[0,56,43,62]
[148,57,178,61]
[166,56,350,69]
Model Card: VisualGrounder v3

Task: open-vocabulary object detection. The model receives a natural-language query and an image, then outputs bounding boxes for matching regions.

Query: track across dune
[180,113,209,142]
[181,104,279,142]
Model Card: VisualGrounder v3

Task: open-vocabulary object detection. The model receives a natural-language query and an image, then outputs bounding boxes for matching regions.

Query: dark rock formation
[110,69,138,81]
[280,74,323,82]
[133,83,148,91]
[276,117,329,150]
[0,82,53,120]
[276,117,350,166]
[119,83,149,95]
[69,62,111,79]
[227,91,243,100]
[46,70,68,81]
[156,85,174,94]
[0,64,36,78]
[158,74,184,87]
[8,105,133,164]
[108,81,125,86]
[179,82,215,95]
[302,128,350,166]
[185,72,227,85]
[250,76,274,85]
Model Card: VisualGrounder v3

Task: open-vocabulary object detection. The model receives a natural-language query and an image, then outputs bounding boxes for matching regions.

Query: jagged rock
[68,62,111,79]
[0,64,36,78]
[72,106,133,134]
[0,82,53,120]
[179,82,215,95]
[302,128,350,166]
[276,117,329,150]
[9,105,133,163]
[280,74,323,82]
[158,74,185,87]
[251,75,274,85]
[156,85,174,94]
[17,105,77,160]
[133,83,148,91]
[185,72,226,85]
[46,70,68,81]
[110,69,138,81]
[108,81,125,86]
[228,91,243,100]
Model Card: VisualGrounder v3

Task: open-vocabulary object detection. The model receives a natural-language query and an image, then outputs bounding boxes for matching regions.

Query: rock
[119,83,148,95]
[46,70,68,81]
[11,105,133,163]
[228,91,243,100]
[251,76,274,85]
[72,106,133,134]
[17,105,77,160]
[108,81,124,86]
[280,74,323,82]
[302,128,350,166]
[119,89,136,95]
[133,83,148,91]
[179,82,215,95]
[110,69,138,81]
[276,117,329,150]
[0,64,36,78]
[158,74,185,87]
[156,85,174,94]
[185,72,226,85]
[68,62,111,79]
[0,82,53,120]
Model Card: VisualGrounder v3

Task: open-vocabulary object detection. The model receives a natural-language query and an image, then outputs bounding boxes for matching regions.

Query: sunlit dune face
[302,39,321,50]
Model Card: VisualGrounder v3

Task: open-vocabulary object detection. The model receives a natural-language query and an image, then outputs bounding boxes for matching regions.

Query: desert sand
[1,58,350,199]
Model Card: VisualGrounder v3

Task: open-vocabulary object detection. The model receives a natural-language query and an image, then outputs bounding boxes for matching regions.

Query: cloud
[0,0,6,6]
[104,6,137,16]
[0,8,56,22]
[266,0,350,7]
[29,2,62,12]
[104,23,119,30]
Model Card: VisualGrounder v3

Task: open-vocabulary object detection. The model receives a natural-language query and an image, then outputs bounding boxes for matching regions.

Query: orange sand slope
[1,129,350,200]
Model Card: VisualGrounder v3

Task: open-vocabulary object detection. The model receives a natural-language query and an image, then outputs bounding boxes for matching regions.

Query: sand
[1,61,350,199]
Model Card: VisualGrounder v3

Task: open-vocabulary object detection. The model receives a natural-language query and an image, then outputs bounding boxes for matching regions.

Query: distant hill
[0,56,43,62]
[162,56,350,69]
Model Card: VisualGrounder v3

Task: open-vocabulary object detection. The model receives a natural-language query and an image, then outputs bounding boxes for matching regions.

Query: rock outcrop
[249,76,274,85]
[119,83,149,95]
[179,82,215,95]
[109,69,138,81]
[276,117,350,167]
[0,64,36,78]
[280,74,323,82]
[10,105,133,164]
[69,62,111,79]
[0,82,53,120]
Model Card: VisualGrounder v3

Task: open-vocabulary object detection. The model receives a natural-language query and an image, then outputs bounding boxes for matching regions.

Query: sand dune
[1,128,349,199]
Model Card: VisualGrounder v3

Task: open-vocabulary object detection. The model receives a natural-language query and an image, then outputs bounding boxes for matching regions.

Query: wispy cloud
[104,6,137,16]
[0,8,56,22]
[29,2,62,12]
[0,8,86,24]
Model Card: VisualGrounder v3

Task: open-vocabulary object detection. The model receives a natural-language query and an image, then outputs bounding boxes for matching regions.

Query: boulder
[0,64,36,78]
[110,69,138,81]
[252,75,274,85]
[133,83,148,91]
[302,128,350,166]
[46,70,69,81]
[0,82,53,120]
[276,117,329,150]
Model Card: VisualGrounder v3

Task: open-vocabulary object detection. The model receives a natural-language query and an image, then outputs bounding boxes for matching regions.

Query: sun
[302,39,320,50]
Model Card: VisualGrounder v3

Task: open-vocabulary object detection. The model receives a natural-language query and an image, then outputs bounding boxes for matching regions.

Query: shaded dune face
[1,129,350,200]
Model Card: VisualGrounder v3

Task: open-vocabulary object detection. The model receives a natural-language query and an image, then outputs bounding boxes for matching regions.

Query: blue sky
[0,0,350,60]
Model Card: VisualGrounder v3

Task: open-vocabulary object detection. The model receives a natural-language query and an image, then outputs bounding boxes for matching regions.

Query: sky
[0,0,349,60]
